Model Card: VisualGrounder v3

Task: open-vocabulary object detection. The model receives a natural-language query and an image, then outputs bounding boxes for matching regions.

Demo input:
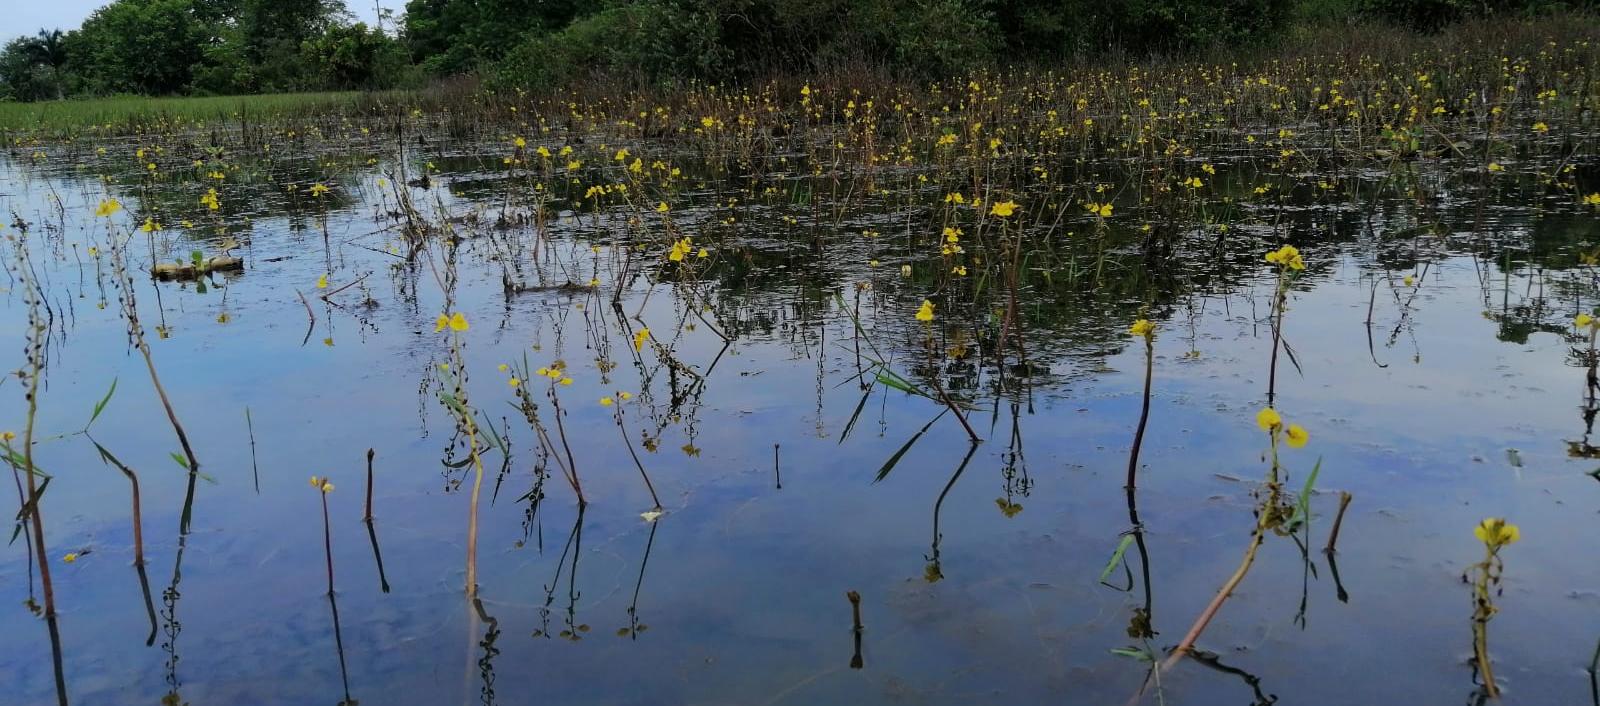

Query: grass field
[0,92,390,132]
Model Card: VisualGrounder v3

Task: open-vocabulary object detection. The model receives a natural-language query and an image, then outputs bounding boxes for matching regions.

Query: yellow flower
[1265,245,1304,271]
[619,391,633,400]
[0,431,14,443]
[316,274,329,289]
[309,183,330,197]
[1285,424,1309,448]
[508,377,521,387]
[1533,121,1549,134]
[1256,407,1282,431]
[449,312,469,331]
[668,238,692,262]
[1584,193,1600,206]
[1129,319,1154,338]
[94,198,123,217]
[600,397,614,406]
[514,136,527,149]
[989,200,1019,218]
[915,299,935,322]
[559,377,573,386]
[309,475,334,493]
[1474,518,1521,547]
[656,202,669,213]
[1487,162,1504,173]
[633,327,650,352]
[434,314,449,333]
[63,553,78,563]
[1577,313,1595,329]
[1403,275,1415,287]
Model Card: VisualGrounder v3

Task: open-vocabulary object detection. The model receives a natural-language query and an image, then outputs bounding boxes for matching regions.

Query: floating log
[152,256,244,280]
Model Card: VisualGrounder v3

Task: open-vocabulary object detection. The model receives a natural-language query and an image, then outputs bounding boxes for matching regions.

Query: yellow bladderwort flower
[434,314,449,332]
[94,198,123,217]
[508,377,521,388]
[1265,245,1305,271]
[559,377,573,386]
[600,397,614,407]
[497,364,509,372]
[989,200,1019,218]
[668,238,692,262]
[1129,319,1154,338]
[1256,407,1282,431]
[449,312,468,331]
[309,183,330,197]
[1487,162,1504,173]
[309,476,334,493]
[915,299,935,322]
[316,274,329,289]
[1532,121,1549,134]
[1285,424,1309,448]
[619,391,633,401]
[1584,193,1600,206]
[633,328,650,352]
[656,202,669,213]
[514,136,527,149]
[63,553,78,563]
[1474,518,1521,548]
[1576,313,1596,329]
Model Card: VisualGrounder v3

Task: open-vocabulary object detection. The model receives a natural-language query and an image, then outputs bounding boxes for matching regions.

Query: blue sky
[6,0,406,45]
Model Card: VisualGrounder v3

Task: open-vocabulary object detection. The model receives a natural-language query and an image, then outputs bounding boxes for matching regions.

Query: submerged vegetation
[2,6,1600,706]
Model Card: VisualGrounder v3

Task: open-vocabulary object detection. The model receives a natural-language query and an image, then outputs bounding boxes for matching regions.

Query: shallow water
[2,123,1599,706]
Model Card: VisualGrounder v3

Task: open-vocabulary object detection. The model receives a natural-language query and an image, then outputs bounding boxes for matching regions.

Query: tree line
[1,0,1592,101]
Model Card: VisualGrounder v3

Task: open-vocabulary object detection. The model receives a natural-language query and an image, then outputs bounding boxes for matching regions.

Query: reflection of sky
[1,152,1598,706]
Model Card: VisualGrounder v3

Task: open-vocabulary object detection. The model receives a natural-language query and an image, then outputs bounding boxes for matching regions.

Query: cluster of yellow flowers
[532,364,574,386]
[1474,517,1520,549]
[1255,407,1309,448]
[434,312,469,332]
[1265,244,1305,271]
[309,475,335,493]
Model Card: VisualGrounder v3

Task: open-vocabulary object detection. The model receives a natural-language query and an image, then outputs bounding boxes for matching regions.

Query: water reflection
[533,507,588,642]
[617,519,659,641]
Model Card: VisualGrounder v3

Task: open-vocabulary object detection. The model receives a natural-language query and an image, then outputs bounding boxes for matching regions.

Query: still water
[1,126,1598,706]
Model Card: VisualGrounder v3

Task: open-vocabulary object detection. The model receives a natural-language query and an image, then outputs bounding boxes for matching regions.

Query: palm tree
[24,29,67,99]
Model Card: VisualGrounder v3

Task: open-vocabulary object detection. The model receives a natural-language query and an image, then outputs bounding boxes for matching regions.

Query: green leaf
[170,451,190,470]
[85,377,118,431]
[1289,457,1324,530]
[1109,646,1153,662]
[1099,534,1136,584]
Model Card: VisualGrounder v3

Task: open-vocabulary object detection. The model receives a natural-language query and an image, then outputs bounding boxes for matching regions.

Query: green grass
[0,92,385,132]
